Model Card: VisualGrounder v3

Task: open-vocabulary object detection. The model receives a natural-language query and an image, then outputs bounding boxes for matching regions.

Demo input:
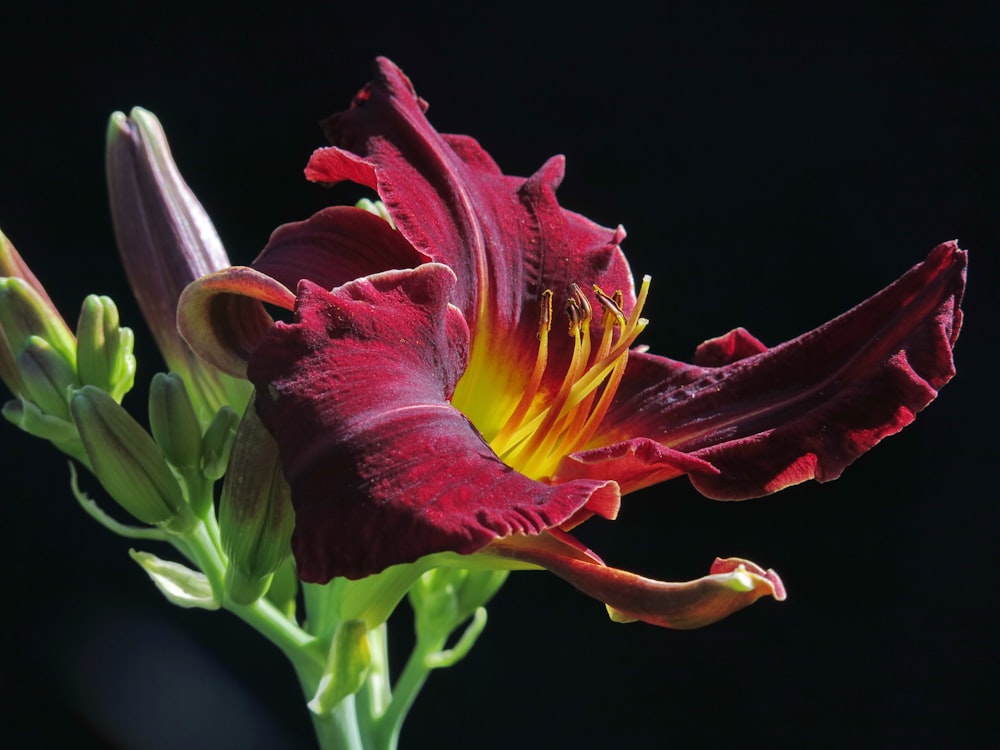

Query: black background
[1,3,996,749]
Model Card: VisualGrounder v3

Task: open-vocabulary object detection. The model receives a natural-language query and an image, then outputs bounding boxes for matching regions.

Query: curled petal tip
[487,534,784,629]
[178,267,294,378]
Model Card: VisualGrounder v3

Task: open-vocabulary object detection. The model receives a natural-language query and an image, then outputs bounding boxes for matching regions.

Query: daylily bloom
[179,58,966,628]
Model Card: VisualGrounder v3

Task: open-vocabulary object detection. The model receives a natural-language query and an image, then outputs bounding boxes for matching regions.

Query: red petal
[485,532,785,629]
[178,206,425,378]
[565,242,966,497]
[247,263,620,582]
[693,327,768,366]
[252,206,429,292]
[306,58,635,352]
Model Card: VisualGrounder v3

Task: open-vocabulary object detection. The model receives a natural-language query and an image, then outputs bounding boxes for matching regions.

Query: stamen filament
[489,275,652,480]
[490,291,553,450]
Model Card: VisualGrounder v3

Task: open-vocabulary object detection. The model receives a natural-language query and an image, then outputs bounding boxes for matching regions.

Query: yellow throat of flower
[452,276,651,481]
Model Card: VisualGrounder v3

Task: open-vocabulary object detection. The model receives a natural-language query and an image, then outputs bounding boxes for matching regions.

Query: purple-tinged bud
[0,272,76,397]
[106,108,249,417]
[219,404,294,604]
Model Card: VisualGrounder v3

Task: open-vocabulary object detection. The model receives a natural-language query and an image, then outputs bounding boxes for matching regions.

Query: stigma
[454,276,651,482]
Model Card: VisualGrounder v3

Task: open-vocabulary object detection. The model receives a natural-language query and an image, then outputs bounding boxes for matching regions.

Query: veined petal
[560,242,966,497]
[484,532,785,629]
[251,205,428,293]
[178,205,428,378]
[247,263,620,582]
[306,57,635,346]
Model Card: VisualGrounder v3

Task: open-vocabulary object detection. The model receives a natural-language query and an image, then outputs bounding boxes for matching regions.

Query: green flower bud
[354,198,396,228]
[308,620,372,715]
[1,230,76,397]
[149,372,202,472]
[71,386,194,533]
[410,567,507,634]
[408,568,506,669]
[0,276,77,382]
[220,404,294,605]
[199,405,239,480]
[76,294,136,402]
[16,336,79,421]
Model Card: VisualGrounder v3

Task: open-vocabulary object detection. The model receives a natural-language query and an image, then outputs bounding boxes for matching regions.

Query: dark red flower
[179,58,965,628]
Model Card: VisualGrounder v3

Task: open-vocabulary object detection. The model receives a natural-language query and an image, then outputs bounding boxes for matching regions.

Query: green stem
[180,517,373,749]
[372,638,441,750]
[306,695,366,750]
[356,623,392,741]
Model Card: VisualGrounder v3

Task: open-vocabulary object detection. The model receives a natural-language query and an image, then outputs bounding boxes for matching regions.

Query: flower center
[452,276,650,481]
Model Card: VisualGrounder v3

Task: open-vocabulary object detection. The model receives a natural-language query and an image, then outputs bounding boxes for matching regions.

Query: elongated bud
[16,336,79,421]
[149,372,202,472]
[106,108,250,416]
[220,403,294,604]
[200,404,239,480]
[1,230,73,396]
[0,276,77,389]
[71,385,194,533]
[76,295,136,402]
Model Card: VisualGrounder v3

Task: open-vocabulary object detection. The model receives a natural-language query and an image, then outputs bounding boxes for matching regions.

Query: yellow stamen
[462,275,651,481]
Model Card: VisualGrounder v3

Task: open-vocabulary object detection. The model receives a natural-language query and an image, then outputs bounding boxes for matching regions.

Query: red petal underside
[247,264,620,582]
[559,242,966,497]
[305,57,635,384]
[177,206,425,377]
[252,206,428,293]
[485,532,785,629]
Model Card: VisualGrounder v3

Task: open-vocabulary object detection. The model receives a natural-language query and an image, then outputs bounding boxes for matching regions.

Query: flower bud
[76,294,136,402]
[0,230,73,352]
[0,275,77,395]
[220,403,294,604]
[409,567,507,641]
[148,372,202,473]
[16,336,79,421]
[71,385,194,533]
[106,108,250,416]
[199,404,240,480]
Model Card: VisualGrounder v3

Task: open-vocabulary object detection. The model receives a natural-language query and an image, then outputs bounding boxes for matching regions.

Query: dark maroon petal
[306,58,635,351]
[693,327,768,366]
[485,532,785,629]
[247,263,620,582]
[178,206,426,378]
[252,205,429,292]
[561,242,966,497]
[556,437,721,495]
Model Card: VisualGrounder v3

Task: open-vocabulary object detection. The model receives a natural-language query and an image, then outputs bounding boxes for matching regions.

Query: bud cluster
[0,109,286,604]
